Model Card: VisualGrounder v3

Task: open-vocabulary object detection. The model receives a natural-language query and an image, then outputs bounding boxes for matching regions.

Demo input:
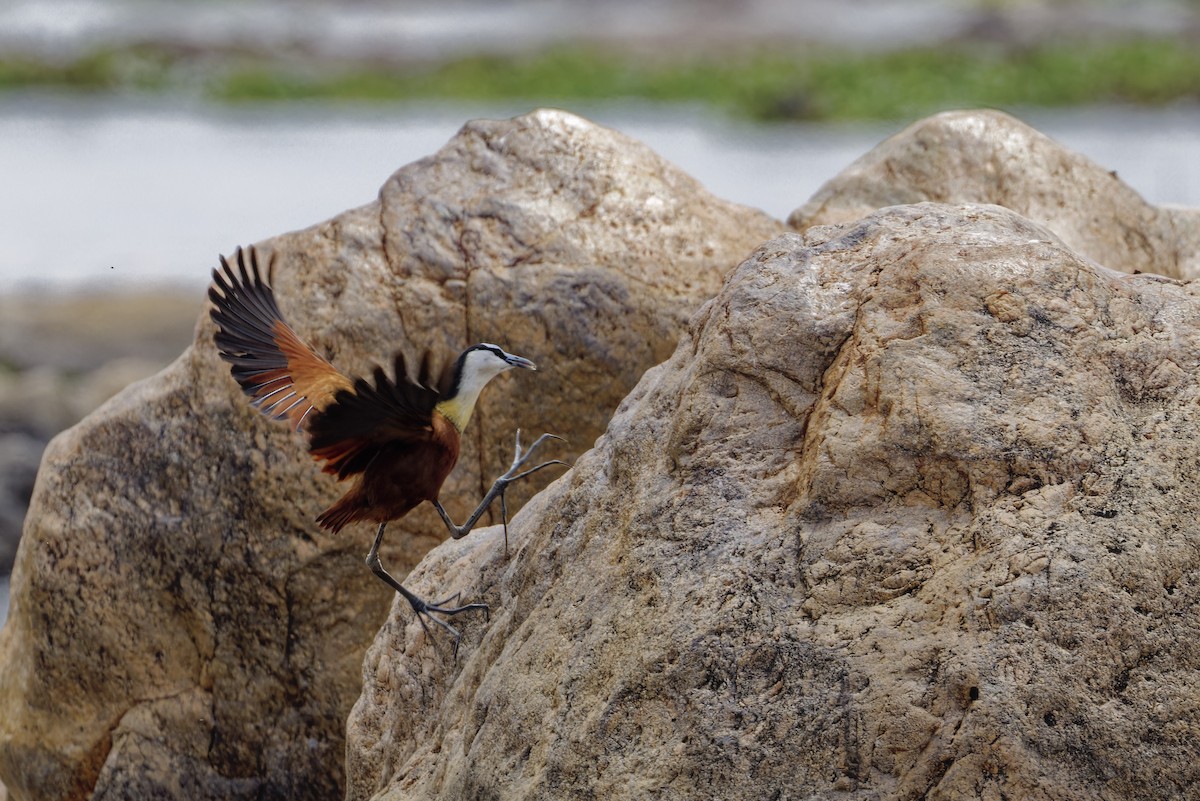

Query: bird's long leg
[365,522,489,656]
[433,431,566,552]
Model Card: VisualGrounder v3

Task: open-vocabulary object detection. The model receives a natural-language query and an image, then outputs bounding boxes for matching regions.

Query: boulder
[346,203,1200,800]
[0,358,202,577]
[789,109,1200,280]
[0,286,197,576]
[0,110,782,801]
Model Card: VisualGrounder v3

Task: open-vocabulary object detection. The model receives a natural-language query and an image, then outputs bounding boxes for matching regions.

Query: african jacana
[209,246,563,650]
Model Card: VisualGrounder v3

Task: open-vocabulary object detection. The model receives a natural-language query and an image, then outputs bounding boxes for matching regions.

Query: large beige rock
[0,291,198,574]
[790,109,1200,280]
[0,110,781,801]
[346,203,1200,800]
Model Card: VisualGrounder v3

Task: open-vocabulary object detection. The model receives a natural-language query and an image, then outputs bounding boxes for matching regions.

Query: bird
[208,246,563,651]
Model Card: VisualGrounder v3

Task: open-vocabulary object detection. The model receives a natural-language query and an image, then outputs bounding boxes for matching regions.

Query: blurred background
[2,0,1200,624]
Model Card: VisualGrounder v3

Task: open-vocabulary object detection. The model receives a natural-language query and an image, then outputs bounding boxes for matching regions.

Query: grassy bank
[3,38,1199,121]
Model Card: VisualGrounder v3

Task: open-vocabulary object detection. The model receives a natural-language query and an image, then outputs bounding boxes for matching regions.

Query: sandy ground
[0,289,200,373]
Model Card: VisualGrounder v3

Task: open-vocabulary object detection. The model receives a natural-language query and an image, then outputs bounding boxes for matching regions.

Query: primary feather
[209,247,352,431]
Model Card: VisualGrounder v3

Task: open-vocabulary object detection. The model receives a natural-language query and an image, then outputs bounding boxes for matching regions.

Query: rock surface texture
[790,109,1200,281]
[0,291,198,574]
[0,110,780,801]
[346,203,1200,800]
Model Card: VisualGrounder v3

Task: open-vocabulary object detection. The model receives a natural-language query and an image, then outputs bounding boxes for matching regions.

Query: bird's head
[436,343,536,431]
[458,343,537,380]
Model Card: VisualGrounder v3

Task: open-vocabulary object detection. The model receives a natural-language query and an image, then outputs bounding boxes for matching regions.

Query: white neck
[434,350,511,431]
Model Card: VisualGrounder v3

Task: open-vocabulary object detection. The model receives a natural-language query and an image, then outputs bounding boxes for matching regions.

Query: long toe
[511,432,565,469]
[510,458,568,482]
[431,591,463,608]
[413,610,463,656]
[417,601,490,657]
[428,600,490,619]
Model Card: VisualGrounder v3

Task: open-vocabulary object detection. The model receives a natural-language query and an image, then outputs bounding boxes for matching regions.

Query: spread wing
[306,351,444,478]
[209,246,352,431]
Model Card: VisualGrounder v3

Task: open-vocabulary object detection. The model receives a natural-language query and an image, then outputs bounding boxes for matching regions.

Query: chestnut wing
[210,247,352,431]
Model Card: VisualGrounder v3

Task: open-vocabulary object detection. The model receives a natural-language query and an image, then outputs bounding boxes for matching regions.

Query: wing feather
[209,246,352,431]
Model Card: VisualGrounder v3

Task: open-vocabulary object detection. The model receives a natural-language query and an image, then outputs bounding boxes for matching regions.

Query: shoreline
[2,0,1199,124]
[3,39,1200,123]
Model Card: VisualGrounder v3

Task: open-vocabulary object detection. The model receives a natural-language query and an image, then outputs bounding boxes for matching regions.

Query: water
[2,98,1198,292]
[0,97,893,290]
[0,0,1085,61]
[2,0,1192,64]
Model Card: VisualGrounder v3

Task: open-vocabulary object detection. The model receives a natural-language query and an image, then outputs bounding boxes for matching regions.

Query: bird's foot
[492,430,568,555]
[365,525,489,658]
[433,430,568,551]
[499,430,568,484]
[410,594,490,659]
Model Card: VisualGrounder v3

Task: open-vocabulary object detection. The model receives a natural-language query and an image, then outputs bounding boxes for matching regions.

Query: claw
[500,490,510,558]
[507,459,568,483]
[498,432,567,484]
[367,521,488,658]
[508,431,567,473]
[412,598,490,659]
[494,432,568,555]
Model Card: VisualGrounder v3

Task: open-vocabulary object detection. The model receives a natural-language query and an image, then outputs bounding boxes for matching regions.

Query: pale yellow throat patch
[434,396,476,432]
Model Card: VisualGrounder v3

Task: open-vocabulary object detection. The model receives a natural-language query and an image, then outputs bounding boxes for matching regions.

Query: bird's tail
[315,492,367,533]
